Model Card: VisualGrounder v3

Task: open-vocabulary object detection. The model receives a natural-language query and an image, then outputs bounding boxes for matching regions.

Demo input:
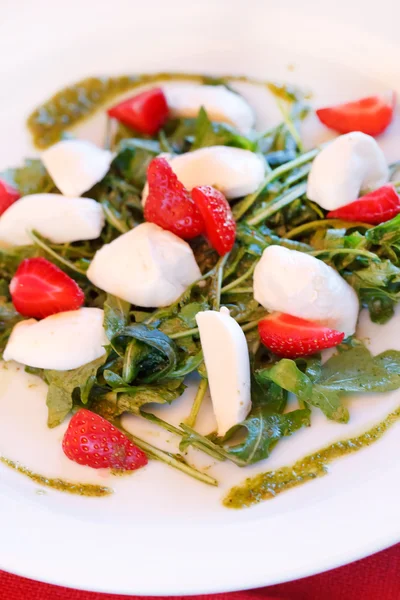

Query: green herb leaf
[103,294,130,340]
[44,355,106,427]
[191,107,256,151]
[1,159,54,195]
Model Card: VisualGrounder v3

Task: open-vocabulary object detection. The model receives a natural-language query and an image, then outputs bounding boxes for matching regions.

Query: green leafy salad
[1,73,400,491]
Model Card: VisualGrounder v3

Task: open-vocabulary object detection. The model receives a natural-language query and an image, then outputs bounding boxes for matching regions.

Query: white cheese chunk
[253,245,359,337]
[3,308,107,370]
[0,194,104,246]
[42,139,113,197]
[163,83,255,133]
[196,307,252,437]
[142,146,265,204]
[307,132,389,211]
[87,222,201,308]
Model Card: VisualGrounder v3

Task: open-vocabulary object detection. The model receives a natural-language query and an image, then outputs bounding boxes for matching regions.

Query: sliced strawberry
[107,88,168,135]
[10,257,85,319]
[144,157,204,239]
[0,179,20,216]
[316,92,396,136]
[327,184,400,224]
[63,409,148,471]
[191,185,236,256]
[258,313,344,358]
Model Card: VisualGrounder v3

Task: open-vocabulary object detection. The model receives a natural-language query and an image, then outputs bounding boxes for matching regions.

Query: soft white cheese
[253,245,359,337]
[307,132,389,211]
[3,308,107,370]
[87,222,201,307]
[195,307,252,437]
[142,146,265,204]
[163,83,255,133]
[0,193,105,246]
[42,139,113,197]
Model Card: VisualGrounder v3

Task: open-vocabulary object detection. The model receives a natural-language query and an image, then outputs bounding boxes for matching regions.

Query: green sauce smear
[224,406,400,509]
[27,72,294,149]
[0,455,112,497]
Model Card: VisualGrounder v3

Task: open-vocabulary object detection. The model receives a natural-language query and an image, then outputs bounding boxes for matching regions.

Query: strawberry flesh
[327,184,400,225]
[0,179,20,216]
[191,185,236,256]
[10,257,85,319]
[258,313,344,358]
[63,409,148,471]
[107,88,168,135]
[144,157,204,239]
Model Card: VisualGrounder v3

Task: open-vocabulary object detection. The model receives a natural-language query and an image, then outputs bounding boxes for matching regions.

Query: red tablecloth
[0,544,398,600]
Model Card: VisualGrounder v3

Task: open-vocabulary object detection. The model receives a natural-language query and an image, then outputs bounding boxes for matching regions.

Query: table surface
[0,544,398,600]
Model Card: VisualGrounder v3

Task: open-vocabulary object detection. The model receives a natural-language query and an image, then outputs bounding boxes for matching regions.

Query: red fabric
[0,544,399,600]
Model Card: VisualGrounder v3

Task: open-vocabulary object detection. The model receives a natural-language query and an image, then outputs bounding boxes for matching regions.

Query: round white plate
[0,0,399,595]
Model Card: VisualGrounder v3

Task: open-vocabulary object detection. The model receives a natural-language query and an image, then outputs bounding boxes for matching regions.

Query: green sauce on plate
[0,455,112,497]
[224,406,400,509]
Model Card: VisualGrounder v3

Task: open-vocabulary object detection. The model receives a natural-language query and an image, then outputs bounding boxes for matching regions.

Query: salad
[1,74,400,497]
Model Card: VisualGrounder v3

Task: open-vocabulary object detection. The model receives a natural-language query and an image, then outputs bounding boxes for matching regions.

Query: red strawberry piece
[0,179,20,216]
[107,88,169,135]
[258,313,344,358]
[62,409,148,471]
[10,257,85,319]
[327,184,400,225]
[316,92,396,137]
[191,185,236,256]
[144,157,204,239]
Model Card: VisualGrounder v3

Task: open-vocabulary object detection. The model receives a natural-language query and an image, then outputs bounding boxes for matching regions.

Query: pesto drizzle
[0,455,112,497]
[27,72,296,149]
[224,406,400,509]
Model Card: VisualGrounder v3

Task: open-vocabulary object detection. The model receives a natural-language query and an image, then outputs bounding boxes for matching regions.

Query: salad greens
[2,74,400,488]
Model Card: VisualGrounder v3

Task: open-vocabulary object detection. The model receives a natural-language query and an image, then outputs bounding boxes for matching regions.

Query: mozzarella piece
[196,307,251,437]
[3,308,107,370]
[253,245,359,337]
[163,84,255,133]
[142,146,265,204]
[307,132,389,210]
[0,194,104,246]
[87,222,201,307]
[42,139,113,197]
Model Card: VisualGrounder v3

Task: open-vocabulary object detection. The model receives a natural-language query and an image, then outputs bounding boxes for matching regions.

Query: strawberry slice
[327,184,400,224]
[10,257,85,319]
[144,157,204,239]
[316,92,396,136]
[191,185,236,256]
[258,313,344,358]
[0,179,20,216]
[107,88,169,135]
[63,409,148,471]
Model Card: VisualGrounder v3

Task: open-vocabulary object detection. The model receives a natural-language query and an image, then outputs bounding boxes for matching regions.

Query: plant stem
[122,339,137,382]
[222,287,253,294]
[223,247,246,281]
[276,98,304,152]
[101,201,129,234]
[241,319,260,332]
[179,424,247,467]
[309,248,380,261]
[247,181,307,226]
[233,148,319,220]
[185,378,208,428]
[284,219,372,240]
[29,231,87,276]
[138,411,224,461]
[169,327,199,340]
[118,421,218,486]
[211,253,230,311]
[221,260,259,293]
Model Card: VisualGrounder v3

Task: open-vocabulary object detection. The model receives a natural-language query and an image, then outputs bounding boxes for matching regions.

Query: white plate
[0,0,400,595]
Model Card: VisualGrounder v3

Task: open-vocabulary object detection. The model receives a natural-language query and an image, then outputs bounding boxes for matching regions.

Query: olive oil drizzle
[224,407,400,509]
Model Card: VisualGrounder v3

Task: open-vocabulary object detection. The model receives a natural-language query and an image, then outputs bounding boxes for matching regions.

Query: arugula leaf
[44,356,106,427]
[236,223,311,256]
[252,371,288,412]
[112,141,159,188]
[262,345,400,424]
[365,214,400,246]
[0,300,23,352]
[103,294,130,340]
[1,159,54,195]
[223,405,310,465]
[111,324,178,382]
[191,107,255,151]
